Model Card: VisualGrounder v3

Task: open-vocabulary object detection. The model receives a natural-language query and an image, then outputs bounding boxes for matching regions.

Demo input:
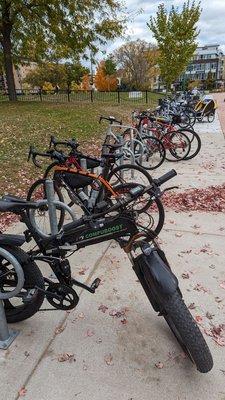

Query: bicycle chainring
[46,283,79,310]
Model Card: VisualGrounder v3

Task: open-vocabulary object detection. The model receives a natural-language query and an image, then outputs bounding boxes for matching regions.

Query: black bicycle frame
[21,208,139,255]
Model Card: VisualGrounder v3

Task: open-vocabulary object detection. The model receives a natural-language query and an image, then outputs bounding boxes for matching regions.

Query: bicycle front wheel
[134,252,213,373]
[107,163,153,188]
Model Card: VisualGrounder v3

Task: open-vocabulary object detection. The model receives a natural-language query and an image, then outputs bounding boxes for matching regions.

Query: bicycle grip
[154,170,177,186]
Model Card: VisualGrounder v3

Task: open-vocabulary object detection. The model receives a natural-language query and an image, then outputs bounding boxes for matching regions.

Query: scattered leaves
[57,353,76,363]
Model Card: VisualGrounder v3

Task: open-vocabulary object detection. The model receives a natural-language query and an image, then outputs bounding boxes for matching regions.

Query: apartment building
[180,44,224,86]
[0,62,37,91]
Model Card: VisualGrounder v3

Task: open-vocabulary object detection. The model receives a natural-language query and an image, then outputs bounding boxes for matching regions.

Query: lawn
[0,100,158,198]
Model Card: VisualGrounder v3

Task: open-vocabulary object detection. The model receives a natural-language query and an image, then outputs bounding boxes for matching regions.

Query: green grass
[0,100,159,197]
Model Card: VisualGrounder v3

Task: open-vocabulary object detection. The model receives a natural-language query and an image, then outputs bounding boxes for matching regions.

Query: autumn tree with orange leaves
[81,74,92,91]
[95,60,117,91]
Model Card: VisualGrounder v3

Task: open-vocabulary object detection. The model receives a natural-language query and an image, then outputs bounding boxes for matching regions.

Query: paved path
[213,92,225,136]
[1,108,225,400]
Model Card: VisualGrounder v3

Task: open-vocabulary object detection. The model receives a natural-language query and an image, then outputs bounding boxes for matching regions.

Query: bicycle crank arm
[35,285,63,300]
[72,277,101,293]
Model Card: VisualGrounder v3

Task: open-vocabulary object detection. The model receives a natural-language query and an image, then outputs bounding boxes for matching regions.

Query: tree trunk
[2,29,17,101]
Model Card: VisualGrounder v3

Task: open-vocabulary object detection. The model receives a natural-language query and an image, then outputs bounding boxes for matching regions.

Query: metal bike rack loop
[29,180,76,239]
[0,247,25,349]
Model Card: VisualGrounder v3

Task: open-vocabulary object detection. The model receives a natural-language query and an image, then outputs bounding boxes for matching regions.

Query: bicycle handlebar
[28,146,67,168]
[99,116,122,125]
[49,135,79,151]
[80,169,177,220]
[153,169,177,186]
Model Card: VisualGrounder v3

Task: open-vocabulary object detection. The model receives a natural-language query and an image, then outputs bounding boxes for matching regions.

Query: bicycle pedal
[90,278,101,292]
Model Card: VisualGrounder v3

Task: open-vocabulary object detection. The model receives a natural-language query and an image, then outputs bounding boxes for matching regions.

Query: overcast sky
[99,0,225,58]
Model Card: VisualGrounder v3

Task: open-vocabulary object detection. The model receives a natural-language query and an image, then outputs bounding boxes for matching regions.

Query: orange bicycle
[27,139,165,236]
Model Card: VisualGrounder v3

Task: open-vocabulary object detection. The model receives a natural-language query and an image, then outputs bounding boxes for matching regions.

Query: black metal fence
[0,89,162,105]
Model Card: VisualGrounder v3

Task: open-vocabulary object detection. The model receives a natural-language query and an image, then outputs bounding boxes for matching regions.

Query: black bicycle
[0,170,213,373]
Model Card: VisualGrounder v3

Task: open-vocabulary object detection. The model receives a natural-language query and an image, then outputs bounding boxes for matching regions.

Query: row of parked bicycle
[156,91,217,125]
[0,107,214,372]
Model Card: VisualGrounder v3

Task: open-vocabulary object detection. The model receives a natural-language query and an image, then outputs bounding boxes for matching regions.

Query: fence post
[67,88,70,102]
[117,90,120,104]
[145,90,148,104]
[90,90,93,103]
[39,89,42,102]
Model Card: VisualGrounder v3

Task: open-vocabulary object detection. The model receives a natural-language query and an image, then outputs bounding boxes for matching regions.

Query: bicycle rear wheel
[135,136,166,170]
[165,131,191,161]
[177,129,201,160]
[27,178,65,233]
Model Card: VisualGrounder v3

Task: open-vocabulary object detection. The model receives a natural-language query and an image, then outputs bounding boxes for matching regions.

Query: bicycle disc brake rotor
[46,284,79,310]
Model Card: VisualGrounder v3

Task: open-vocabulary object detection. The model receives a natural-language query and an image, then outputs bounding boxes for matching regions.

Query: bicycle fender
[137,250,178,296]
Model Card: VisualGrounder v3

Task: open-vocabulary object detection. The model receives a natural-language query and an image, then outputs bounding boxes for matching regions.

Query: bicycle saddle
[0,233,26,246]
[0,196,39,212]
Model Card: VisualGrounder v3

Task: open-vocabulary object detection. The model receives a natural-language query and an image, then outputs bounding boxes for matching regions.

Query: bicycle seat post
[80,158,88,195]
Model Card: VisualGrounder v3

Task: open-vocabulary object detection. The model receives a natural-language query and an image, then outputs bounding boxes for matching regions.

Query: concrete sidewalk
[1,109,225,400]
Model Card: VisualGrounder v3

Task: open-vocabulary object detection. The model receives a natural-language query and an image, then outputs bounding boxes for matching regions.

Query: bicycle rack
[0,247,25,349]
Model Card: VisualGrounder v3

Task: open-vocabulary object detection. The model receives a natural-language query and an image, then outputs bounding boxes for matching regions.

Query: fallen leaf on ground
[55,324,67,335]
[85,329,95,337]
[213,337,225,346]
[188,303,196,310]
[109,308,128,318]
[192,224,200,229]
[18,388,27,397]
[206,312,214,320]
[194,284,210,294]
[98,304,108,313]
[155,361,164,369]
[104,353,113,366]
[181,272,190,279]
[219,282,225,290]
[195,315,203,323]
[57,353,76,363]
[215,297,223,303]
